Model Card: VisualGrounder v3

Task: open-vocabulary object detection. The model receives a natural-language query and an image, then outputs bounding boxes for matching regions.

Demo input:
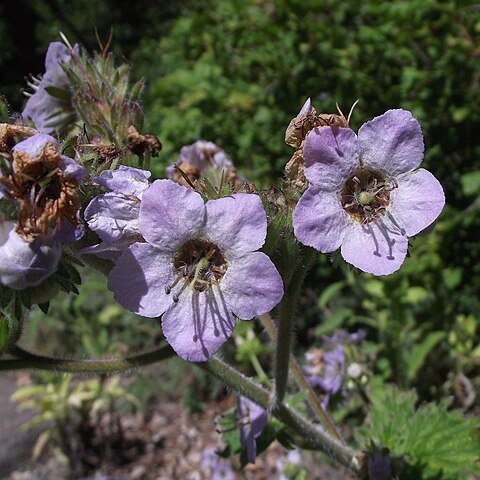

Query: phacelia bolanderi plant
[108,179,284,362]
[293,109,445,275]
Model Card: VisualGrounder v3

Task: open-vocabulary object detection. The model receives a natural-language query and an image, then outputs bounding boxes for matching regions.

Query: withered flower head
[6,134,85,241]
[285,98,351,190]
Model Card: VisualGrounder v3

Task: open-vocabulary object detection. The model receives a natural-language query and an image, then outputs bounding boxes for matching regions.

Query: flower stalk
[0,344,175,373]
[259,313,344,443]
[274,246,315,405]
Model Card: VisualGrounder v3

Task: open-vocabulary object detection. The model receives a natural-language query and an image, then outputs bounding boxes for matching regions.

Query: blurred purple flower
[22,42,77,133]
[201,446,235,480]
[83,166,151,256]
[167,140,234,179]
[237,396,268,463]
[108,180,284,362]
[304,346,345,408]
[322,329,366,347]
[293,109,445,275]
[0,221,61,290]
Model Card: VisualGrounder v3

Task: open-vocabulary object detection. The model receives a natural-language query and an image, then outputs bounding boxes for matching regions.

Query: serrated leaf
[355,386,480,479]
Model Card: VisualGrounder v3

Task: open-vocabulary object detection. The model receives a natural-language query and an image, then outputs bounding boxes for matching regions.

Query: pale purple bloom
[293,109,445,275]
[167,140,234,179]
[108,180,284,362]
[83,166,150,256]
[0,221,61,289]
[322,329,366,347]
[304,346,345,408]
[22,42,77,133]
[237,396,268,463]
[201,446,235,480]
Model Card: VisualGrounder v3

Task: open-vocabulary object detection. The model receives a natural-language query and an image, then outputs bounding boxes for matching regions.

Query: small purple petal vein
[292,109,445,275]
[108,179,284,362]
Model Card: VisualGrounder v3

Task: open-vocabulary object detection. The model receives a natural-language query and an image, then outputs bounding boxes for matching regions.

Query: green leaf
[0,317,8,354]
[356,386,480,479]
[406,331,445,381]
[44,86,70,101]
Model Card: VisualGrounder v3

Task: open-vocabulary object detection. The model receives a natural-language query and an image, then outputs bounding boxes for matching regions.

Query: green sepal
[44,86,70,101]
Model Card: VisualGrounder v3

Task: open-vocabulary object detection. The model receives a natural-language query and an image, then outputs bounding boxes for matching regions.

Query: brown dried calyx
[127,125,162,157]
[284,99,357,190]
[6,140,81,240]
[0,124,37,153]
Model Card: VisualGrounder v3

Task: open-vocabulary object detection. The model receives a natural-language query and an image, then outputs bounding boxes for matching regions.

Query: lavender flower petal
[95,165,151,197]
[0,221,61,290]
[12,133,58,157]
[22,42,75,133]
[389,168,445,236]
[84,192,141,243]
[108,243,175,317]
[205,194,267,255]
[238,396,268,463]
[303,127,358,192]
[139,180,206,251]
[221,252,284,320]
[358,109,424,177]
[161,287,235,362]
[340,219,409,276]
[293,185,349,252]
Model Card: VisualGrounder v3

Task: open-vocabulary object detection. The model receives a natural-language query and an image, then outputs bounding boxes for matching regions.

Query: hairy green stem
[259,313,344,443]
[199,356,362,475]
[0,344,175,373]
[275,247,315,404]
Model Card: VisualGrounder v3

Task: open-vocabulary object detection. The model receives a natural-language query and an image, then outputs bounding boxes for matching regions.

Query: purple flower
[292,109,445,275]
[322,329,366,347]
[0,221,61,290]
[5,133,85,242]
[201,446,235,480]
[368,450,392,480]
[83,166,151,256]
[304,346,345,408]
[167,140,240,187]
[22,42,77,133]
[108,180,284,362]
[237,396,268,463]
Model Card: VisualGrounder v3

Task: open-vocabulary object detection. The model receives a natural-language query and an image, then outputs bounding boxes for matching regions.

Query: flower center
[341,169,397,223]
[166,239,227,300]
